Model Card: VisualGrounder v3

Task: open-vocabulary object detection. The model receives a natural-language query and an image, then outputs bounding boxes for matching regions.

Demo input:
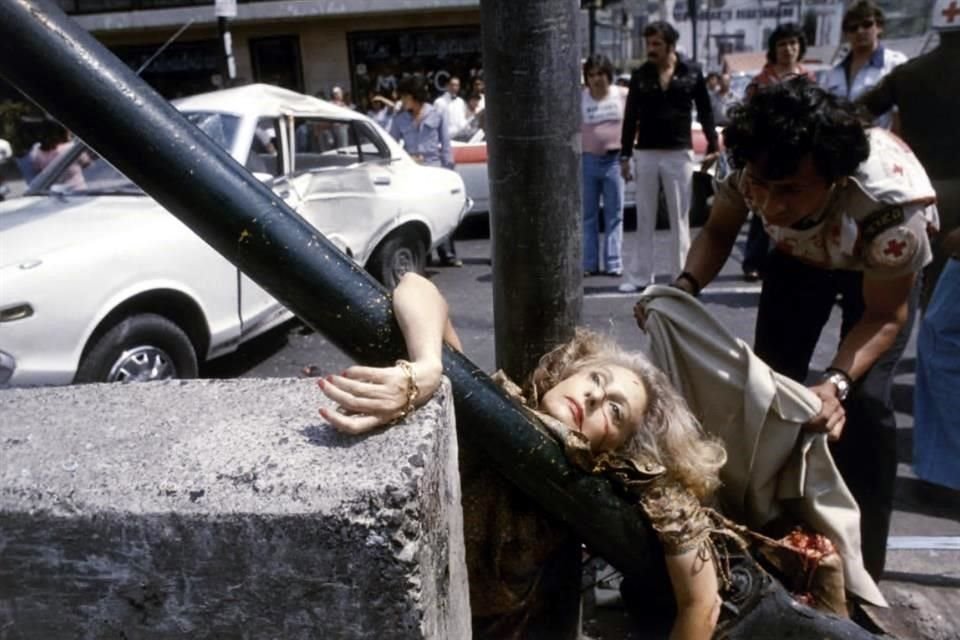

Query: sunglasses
[843,19,877,32]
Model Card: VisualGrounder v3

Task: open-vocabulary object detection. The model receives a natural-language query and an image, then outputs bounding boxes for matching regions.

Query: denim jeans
[914,257,960,490]
[582,152,624,273]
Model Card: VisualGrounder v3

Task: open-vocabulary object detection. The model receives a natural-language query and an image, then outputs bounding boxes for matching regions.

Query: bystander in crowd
[454,92,485,142]
[824,0,905,129]
[618,21,719,293]
[708,73,738,126]
[434,76,468,140]
[581,54,627,278]
[389,74,461,267]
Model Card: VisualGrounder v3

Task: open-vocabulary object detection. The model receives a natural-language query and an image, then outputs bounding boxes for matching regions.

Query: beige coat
[638,285,886,606]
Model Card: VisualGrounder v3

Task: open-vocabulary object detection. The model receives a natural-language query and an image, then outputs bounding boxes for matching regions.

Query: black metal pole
[217,16,236,87]
[481,1,584,632]
[688,0,699,62]
[482,0,584,382]
[589,5,597,54]
[0,0,653,575]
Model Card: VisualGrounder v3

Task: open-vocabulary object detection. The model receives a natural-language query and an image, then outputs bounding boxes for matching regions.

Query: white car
[454,123,722,217]
[0,84,470,387]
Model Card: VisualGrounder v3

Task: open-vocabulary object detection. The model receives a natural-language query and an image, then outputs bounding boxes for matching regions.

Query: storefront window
[110,40,221,98]
[347,26,483,113]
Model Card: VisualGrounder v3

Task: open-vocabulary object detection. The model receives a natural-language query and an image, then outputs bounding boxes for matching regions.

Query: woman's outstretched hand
[317,361,443,435]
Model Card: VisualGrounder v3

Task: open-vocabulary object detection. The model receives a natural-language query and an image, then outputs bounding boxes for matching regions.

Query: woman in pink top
[582,54,628,277]
[27,121,89,190]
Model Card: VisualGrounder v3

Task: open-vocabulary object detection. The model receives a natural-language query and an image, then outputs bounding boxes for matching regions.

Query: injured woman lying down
[316,273,883,640]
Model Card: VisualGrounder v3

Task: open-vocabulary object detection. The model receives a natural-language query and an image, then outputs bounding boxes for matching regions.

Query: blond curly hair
[524,329,727,500]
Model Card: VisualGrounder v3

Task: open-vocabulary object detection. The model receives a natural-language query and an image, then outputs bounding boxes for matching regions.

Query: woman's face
[585,67,610,94]
[541,364,648,452]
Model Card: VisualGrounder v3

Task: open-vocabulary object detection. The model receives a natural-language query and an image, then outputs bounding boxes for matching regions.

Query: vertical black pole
[482,0,584,383]
[217,16,235,87]
[688,0,699,62]
[481,1,583,636]
[589,5,598,54]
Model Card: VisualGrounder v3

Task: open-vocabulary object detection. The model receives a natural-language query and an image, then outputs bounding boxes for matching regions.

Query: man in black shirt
[618,21,719,293]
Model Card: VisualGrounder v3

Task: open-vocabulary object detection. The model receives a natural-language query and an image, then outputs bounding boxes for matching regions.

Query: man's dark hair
[724,78,869,182]
[843,0,885,30]
[766,23,808,64]
[643,21,679,47]
[583,53,615,83]
[397,74,431,104]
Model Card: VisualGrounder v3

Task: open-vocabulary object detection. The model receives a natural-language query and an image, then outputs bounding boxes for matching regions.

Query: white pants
[626,149,694,286]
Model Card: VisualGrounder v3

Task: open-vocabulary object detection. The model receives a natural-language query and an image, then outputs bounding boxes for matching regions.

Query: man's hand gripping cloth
[636,285,886,608]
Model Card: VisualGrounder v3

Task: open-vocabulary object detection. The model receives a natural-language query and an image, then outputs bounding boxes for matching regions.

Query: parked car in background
[0,84,469,388]
[454,122,722,218]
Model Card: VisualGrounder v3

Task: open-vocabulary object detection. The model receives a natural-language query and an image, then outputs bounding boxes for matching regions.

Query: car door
[236,116,298,337]
[285,116,398,266]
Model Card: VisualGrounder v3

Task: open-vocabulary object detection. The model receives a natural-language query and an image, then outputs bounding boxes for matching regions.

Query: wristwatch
[823,368,852,401]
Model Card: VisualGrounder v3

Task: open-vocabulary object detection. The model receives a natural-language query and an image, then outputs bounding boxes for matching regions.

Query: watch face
[831,374,849,400]
[824,372,849,400]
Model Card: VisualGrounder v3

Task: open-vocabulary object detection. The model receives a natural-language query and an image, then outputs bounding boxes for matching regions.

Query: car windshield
[31,112,240,196]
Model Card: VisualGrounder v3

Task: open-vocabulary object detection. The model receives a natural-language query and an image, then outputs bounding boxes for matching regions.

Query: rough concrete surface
[0,378,469,639]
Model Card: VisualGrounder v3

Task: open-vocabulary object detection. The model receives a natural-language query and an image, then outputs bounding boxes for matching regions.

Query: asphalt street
[203,218,959,639]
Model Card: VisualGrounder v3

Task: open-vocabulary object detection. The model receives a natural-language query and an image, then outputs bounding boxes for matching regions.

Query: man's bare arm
[832,272,915,382]
[674,197,748,294]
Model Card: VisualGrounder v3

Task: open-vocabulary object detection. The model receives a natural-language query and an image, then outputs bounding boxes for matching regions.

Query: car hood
[0,195,159,271]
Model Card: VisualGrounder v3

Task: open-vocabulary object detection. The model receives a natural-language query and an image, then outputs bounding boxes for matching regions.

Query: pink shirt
[581,86,626,155]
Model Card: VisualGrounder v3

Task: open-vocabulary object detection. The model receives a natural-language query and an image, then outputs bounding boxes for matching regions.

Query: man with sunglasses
[824,0,906,129]
[667,78,939,583]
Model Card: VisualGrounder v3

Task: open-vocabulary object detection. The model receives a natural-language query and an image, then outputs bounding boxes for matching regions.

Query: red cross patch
[892,164,904,176]
[883,238,907,257]
[943,0,960,23]
[868,225,919,268]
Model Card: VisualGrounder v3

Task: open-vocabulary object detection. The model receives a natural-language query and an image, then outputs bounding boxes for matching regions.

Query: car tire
[75,313,198,384]
[368,231,425,289]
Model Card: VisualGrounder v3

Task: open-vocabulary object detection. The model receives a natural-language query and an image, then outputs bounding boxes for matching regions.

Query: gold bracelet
[393,359,420,422]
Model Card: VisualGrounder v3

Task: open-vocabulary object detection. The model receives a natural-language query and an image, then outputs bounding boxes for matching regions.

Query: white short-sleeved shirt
[714,129,939,279]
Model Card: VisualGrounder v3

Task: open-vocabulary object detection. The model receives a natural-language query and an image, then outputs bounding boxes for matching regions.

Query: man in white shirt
[434,76,468,139]
[823,0,906,129]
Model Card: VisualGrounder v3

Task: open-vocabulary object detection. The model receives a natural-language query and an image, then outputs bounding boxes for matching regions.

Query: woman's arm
[666,548,721,640]
[318,272,456,433]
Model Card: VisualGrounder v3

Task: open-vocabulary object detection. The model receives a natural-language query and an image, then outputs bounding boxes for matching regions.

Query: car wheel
[368,232,425,288]
[75,313,199,384]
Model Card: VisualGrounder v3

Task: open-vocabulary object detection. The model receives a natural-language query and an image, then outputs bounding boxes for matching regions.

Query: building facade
[55,0,483,104]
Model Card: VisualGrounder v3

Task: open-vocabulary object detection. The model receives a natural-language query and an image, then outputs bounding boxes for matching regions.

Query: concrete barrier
[0,377,470,639]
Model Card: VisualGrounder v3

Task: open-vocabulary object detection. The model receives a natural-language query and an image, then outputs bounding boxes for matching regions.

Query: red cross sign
[884,238,907,257]
[944,0,960,23]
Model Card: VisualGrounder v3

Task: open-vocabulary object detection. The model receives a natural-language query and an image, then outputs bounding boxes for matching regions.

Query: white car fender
[362,210,436,261]
[69,277,229,368]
